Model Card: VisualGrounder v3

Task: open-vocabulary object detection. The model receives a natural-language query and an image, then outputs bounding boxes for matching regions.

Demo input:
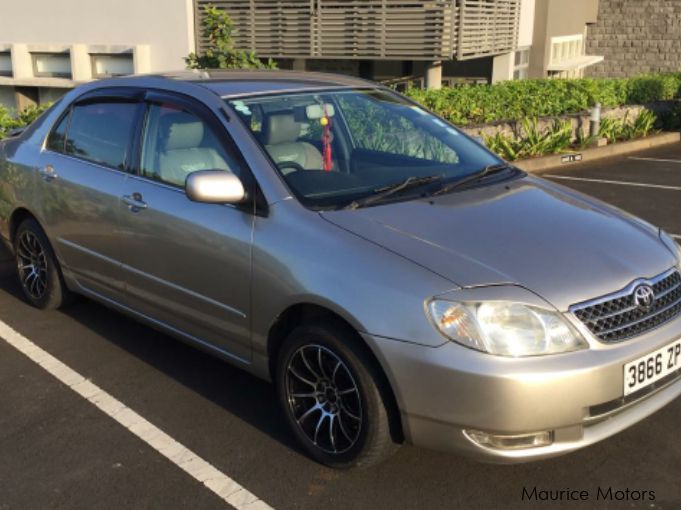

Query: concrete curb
[514,132,681,173]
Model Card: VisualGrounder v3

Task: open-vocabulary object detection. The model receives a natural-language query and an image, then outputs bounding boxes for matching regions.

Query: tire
[14,218,71,310]
[276,320,398,469]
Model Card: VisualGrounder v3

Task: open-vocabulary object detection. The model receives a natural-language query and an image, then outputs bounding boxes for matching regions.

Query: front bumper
[363,314,681,463]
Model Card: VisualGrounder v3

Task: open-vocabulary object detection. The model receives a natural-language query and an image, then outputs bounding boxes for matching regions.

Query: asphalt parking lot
[2,143,681,510]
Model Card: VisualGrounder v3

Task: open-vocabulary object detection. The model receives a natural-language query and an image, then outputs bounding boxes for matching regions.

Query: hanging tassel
[321,105,332,172]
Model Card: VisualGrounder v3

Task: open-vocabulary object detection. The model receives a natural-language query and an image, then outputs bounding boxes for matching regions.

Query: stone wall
[459,103,672,141]
[586,0,681,78]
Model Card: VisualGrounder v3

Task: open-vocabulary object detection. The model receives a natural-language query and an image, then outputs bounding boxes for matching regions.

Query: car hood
[321,175,677,311]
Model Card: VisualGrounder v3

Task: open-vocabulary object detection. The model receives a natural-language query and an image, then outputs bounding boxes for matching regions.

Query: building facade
[1,0,606,111]
[0,0,196,111]
[193,0,603,85]
[586,0,681,78]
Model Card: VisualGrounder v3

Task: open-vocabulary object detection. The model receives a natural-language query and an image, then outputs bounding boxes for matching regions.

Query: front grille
[571,269,681,343]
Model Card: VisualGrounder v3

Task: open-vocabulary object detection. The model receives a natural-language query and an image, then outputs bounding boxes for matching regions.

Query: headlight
[428,300,587,357]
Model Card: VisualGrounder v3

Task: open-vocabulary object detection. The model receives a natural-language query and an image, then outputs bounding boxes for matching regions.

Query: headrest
[160,112,205,151]
[263,113,301,145]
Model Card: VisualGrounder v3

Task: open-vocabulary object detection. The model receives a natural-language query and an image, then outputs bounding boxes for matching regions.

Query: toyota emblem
[633,285,655,311]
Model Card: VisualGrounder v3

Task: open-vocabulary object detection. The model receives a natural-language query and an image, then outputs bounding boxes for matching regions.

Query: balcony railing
[195,0,520,61]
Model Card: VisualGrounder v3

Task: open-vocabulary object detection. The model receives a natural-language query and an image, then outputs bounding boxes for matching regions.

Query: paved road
[2,143,681,510]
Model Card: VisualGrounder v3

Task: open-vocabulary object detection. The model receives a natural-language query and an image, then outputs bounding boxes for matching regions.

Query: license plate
[624,339,681,396]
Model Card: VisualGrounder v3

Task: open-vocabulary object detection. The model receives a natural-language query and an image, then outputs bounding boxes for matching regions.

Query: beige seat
[157,113,230,187]
[263,113,323,174]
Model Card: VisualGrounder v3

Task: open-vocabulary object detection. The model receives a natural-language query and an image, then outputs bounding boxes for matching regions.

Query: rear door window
[65,101,139,170]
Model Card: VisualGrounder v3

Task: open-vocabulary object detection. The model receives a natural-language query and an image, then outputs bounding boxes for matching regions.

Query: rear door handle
[122,193,148,212]
[39,165,58,181]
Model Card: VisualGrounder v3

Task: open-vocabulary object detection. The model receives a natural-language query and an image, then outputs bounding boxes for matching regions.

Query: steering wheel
[276,161,307,175]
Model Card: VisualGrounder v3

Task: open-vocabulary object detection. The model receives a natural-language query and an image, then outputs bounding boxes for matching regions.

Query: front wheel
[14,218,71,310]
[276,322,398,469]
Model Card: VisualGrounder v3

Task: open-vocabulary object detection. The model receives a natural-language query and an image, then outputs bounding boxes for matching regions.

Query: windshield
[228,88,503,209]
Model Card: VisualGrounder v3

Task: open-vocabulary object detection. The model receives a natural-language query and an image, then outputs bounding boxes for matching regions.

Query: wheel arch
[9,206,41,243]
[267,302,404,443]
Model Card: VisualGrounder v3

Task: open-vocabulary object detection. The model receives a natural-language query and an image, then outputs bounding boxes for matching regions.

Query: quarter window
[140,103,244,188]
[65,101,138,169]
[46,111,70,153]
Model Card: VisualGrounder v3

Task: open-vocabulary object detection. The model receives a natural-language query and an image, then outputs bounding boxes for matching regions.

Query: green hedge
[404,73,681,126]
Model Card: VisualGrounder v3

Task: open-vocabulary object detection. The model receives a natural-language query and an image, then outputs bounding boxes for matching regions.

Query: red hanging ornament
[321,104,332,172]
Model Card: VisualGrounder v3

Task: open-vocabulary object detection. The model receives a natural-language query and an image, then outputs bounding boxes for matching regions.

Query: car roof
[143,70,378,98]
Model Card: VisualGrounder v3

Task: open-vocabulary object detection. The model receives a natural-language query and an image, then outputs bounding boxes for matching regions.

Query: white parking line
[672,234,681,240]
[629,157,681,164]
[0,319,273,510]
[545,175,681,191]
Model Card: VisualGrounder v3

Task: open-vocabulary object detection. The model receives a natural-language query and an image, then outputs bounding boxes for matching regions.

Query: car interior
[142,107,233,187]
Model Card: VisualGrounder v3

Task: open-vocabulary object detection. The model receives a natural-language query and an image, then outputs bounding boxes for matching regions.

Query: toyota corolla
[1,71,680,468]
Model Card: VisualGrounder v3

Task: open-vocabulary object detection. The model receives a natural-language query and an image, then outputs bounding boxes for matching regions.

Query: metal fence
[195,0,520,61]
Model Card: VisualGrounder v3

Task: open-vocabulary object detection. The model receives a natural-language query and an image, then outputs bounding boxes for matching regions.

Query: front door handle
[39,164,59,181]
[122,192,148,212]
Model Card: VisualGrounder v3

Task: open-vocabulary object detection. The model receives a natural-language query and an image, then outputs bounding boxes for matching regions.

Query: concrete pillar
[134,45,151,74]
[425,61,442,89]
[14,87,39,110]
[292,58,306,72]
[10,44,32,80]
[70,44,91,82]
[491,52,514,83]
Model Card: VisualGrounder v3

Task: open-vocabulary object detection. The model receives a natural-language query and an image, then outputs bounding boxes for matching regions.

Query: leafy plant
[0,103,52,140]
[630,109,658,138]
[598,116,624,144]
[599,110,658,143]
[483,119,572,161]
[186,4,276,70]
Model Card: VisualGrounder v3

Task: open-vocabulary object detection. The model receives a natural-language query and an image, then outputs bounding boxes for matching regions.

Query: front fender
[250,200,457,358]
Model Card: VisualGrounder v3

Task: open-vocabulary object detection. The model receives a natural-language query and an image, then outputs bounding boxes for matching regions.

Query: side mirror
[185,170,246,204]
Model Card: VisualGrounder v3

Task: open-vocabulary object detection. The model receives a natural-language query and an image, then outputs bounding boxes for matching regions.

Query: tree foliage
[185,5,277,70]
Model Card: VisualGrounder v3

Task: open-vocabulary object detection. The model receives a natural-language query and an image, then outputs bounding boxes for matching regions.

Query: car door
[40,91,143,300]
[118,92,255,362]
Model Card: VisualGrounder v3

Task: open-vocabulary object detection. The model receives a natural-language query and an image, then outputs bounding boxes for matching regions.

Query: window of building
[65,101,139,169]
[90,54,134,78]
[32,53,72,79]
[0,52,12,77]
[513,48,530,80]
[550,35,584,65]
[549,34,586,79]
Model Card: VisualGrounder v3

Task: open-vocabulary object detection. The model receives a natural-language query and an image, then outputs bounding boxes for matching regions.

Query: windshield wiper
[431,163,512,197]
[346,175,443,210]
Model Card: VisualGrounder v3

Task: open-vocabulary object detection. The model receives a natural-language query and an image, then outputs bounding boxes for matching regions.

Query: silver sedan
[1,71,680,468]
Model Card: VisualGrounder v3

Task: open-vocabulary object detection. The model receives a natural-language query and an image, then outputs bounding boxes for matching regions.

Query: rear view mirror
[185,170,246,204]
[305,104,335,120]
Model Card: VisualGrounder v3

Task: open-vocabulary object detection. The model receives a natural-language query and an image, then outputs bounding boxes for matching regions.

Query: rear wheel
[14,219,71,310]
[276,321,398,469]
